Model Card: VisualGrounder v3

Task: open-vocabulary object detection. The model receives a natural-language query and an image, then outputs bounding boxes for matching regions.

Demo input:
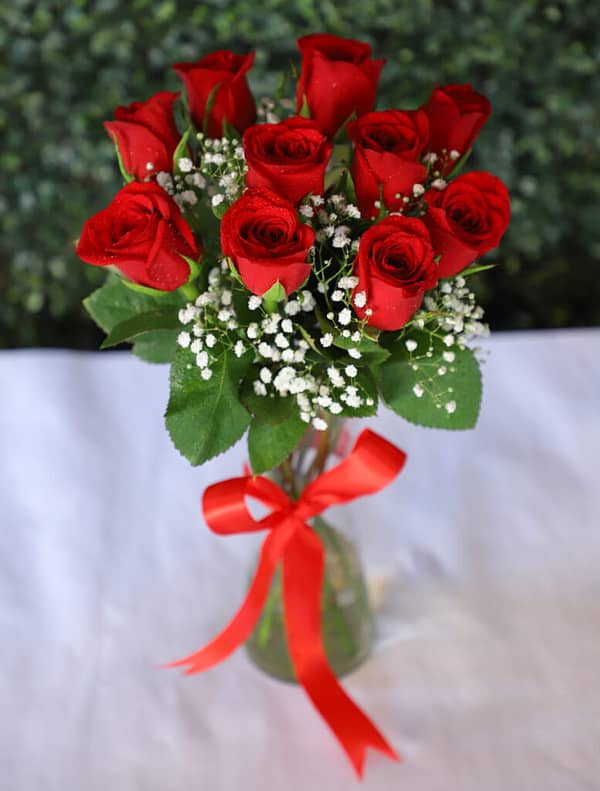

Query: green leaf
[337,366,378,417]
[458,263,496,278]
[84,275,184,330]
[165,348,252,465]
[378,331,482,430]
[132,330,180,364]
[333,334,391,366]
[248,410,307,475]
[262,280,286,313]
[240,372,295,425]
[203,82,222,134]
[447,147,472,179]
[110,138,134,183]
[121,279,170,298]
[172,127,192,173]
[221,116,239,140]
[299,93,310,118]
[84,274,185,363]
[100,308,181,349]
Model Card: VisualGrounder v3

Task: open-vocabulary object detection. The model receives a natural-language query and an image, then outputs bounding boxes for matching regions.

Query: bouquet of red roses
[77,33,509,777]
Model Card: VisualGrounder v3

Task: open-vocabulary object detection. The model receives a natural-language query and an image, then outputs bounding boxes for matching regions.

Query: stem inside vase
[245,417,375,682]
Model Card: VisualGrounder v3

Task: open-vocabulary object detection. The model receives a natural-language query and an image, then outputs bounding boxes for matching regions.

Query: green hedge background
[1,0,599,349]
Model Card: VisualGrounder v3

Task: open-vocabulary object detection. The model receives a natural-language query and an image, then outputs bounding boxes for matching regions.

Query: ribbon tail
[282,530,400,778]
[165,529,285,674]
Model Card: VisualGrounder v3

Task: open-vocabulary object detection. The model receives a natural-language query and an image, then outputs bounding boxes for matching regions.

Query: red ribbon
[167,428,406,777]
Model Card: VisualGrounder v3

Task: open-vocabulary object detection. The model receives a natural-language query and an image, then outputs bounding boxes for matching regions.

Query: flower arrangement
[77,33,510,778]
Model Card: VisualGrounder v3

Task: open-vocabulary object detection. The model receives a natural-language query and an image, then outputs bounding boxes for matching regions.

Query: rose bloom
[347,109,429,217]
[76,181,200,291]
[296,34,385,138]
[421,84,491,167]
[221,188,315,296]
[173,50,256,138]
[243,117,332,205]
[424,171,510,278]
[352,216,438,331]
[104,91,181,181]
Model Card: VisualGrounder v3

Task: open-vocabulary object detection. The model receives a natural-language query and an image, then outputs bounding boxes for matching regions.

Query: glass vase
[245,418,375,682]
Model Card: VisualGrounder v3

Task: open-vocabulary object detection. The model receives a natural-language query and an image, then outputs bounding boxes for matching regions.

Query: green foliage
[379,332,482,430]
[1,0,600,348]
[99,308,182,349]
[166,347,252,465]
[240,374,296,425]
[248,411,307,474]
[84,274,184,362]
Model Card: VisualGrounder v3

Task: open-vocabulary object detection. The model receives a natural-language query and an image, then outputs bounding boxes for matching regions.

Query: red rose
[347,110,429,218]
[352,216,438,331]
[421,84,491,168]
[221,188,315,296]
[424,172,510,278]
[76,181,200,291]
[173,51,256,138]
[243,117,332,204]
[296,34,385,138]
[104,92,181,181]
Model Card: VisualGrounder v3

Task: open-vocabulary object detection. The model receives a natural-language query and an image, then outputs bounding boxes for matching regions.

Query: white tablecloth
[1,330,599,790]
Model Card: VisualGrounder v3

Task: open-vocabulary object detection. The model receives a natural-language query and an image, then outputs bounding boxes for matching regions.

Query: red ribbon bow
[167,428,406,777]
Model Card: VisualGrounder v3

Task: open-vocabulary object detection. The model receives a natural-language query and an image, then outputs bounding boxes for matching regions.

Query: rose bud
[221,188,315,296]
[76,181,200,291]
[421,84,491,169]
[424,172,510,278]
[352,216,438,331]
[347,109,429,217]
[104,91,182,181]
[173,50,256,138]
[243,117,332,205]
[296,34,385,138]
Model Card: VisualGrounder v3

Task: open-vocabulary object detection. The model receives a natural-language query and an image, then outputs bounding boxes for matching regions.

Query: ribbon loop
[168,428,407,777]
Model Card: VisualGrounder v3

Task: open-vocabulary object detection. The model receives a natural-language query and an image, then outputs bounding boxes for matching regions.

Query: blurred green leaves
[1,0,599,348]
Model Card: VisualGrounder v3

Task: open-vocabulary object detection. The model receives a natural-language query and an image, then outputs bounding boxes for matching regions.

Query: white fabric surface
[1,330,599,790]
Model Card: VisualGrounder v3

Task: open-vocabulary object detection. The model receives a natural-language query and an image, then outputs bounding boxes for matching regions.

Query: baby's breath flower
[338,308,352,325]
[177,331,191,348]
